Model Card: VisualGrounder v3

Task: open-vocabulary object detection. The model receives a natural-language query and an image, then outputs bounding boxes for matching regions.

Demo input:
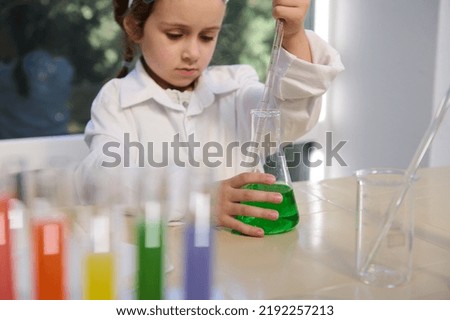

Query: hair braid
[112,0,153,78]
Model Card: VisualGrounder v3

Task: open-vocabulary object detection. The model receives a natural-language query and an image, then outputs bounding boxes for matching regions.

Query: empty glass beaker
[355,168,414,288]
[236,109,299,235]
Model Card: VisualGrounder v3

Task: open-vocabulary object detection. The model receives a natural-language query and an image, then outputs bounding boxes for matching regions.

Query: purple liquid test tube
[184,192,212,300]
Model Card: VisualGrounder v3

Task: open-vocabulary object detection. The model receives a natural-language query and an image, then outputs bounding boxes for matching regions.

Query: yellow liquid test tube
[83,210,116,300]
[84,252,115,300]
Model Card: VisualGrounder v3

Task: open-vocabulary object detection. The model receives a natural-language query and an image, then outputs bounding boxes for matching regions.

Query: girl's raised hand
[272,0,312,61]
[215,172,282,237]
[272,0,310,36]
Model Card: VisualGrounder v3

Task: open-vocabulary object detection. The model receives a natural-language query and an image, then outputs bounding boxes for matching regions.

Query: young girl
[78,0,343,237]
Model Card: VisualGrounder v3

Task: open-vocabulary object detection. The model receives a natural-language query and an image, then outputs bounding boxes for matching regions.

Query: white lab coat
[77,31,344,199]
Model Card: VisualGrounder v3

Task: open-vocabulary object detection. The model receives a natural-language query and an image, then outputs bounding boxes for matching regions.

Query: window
[0,0,119,139]
[0,0,315,140]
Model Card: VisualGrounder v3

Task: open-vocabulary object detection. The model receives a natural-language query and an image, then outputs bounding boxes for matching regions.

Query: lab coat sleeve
[74,80,140,202]
[83,81,136,164]
[274,30,345,142]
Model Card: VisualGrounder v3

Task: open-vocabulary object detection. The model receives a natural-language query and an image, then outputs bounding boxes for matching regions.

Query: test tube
[0,160,28,300]
[32,219,65,299]
[0,194,14,299]
[76,168,124,300]
[136,168,166,300]
[183,167,215,300]
[83,208,115,299]
[30,169,68,300]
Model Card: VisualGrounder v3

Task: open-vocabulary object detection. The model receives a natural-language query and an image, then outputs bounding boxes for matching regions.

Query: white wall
[429,0,450,167]
[320,0,448,179]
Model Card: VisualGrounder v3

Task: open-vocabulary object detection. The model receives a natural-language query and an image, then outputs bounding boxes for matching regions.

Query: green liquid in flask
[236,183,299,235]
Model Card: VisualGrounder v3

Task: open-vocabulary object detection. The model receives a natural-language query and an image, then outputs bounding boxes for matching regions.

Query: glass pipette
[250,20,285,174]
[361,87,450,274]
[259,19,285,110]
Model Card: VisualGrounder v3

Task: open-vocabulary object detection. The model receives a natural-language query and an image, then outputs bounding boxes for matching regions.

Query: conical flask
[236,109,299,235]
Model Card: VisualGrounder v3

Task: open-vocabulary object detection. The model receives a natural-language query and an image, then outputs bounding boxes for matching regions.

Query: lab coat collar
[119,60,240,112]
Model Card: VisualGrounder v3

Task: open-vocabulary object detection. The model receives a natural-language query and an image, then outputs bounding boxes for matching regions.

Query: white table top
[166,166,450,299]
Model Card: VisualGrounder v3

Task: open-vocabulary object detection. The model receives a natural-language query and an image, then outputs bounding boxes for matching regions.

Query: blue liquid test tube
[184,191,213,300]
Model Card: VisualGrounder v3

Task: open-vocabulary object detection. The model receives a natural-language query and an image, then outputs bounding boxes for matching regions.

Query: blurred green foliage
[0,0,313,134]
[213,0,273,80]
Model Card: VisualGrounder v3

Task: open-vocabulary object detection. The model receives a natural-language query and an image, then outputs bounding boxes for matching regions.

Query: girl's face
[136,0,226,91]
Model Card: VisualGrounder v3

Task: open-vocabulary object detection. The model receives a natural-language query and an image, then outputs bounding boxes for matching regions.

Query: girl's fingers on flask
[228,172,275,188]
[232,188,283,204]
[219,214,265,238]
[231,203,279,221]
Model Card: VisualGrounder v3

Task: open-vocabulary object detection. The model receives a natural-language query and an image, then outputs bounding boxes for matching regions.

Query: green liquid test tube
[136,219,164,300]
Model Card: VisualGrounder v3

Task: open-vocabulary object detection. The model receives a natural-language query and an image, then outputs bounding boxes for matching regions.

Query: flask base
[235,183,299,235]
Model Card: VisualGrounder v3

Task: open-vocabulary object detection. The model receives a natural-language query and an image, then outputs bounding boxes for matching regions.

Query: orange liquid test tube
[32,220,66,300]
[0,196,15,300]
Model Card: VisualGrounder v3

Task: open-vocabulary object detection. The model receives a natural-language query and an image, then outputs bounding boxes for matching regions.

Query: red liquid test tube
[0,196,15,299]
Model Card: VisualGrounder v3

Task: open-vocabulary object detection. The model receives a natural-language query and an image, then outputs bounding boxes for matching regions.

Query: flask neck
[249,109,292,185]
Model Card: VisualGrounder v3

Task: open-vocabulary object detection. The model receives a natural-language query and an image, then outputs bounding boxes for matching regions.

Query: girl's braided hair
[113,0,154,78]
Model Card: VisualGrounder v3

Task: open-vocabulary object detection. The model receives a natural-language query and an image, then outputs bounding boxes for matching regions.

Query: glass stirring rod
[361,87,450,274]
